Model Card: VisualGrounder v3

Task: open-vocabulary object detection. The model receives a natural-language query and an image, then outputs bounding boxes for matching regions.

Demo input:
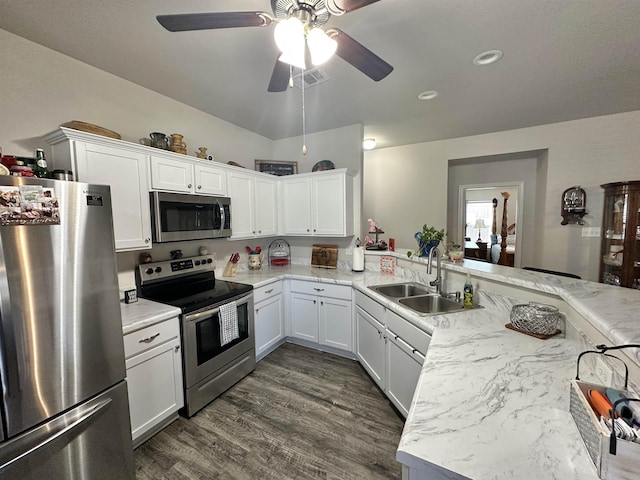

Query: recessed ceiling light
[473,50,503,66]
[418,90,439,101]
[362,138,377,150]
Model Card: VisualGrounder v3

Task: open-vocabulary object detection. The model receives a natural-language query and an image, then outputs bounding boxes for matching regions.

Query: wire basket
[510,302,560,335]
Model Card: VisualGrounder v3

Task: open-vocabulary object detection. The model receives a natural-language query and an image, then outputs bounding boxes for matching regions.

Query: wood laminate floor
[135,343,404,480]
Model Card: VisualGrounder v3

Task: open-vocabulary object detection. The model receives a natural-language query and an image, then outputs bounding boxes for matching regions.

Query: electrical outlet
[581,227,601,237]
[346,247,353,255]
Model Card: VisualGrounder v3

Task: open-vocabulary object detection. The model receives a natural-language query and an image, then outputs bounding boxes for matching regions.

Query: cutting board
[311,244,338,269]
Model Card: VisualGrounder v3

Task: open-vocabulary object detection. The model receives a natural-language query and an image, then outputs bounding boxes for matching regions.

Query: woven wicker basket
[510,302,560,335]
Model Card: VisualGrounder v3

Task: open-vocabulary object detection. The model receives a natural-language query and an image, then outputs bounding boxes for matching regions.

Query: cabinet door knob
[258,230,261,234]
[175,345,180,352]
[306,229,310,232]
[313,300,316,304]
[145,238,150,244]
[197,185,202,189]
[320,301,324,305]
[188,184,192,189]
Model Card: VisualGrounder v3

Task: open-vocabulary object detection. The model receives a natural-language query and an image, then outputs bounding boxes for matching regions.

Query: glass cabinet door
[600,181,640,288]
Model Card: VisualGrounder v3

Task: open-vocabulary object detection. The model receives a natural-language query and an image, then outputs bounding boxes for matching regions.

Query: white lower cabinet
[290,292,320,342]
[355,291,430,417]
[386,334,424,417]
[288,281,353,353]
[124,317,183,447]
[355,306,386,389]
[254,282,285,360]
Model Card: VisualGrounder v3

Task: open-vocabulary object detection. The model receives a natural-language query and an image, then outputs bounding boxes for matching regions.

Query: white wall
[271,124,363,173]
[364,110,640,281]
[0,29,273,165]
[0,29,366,290]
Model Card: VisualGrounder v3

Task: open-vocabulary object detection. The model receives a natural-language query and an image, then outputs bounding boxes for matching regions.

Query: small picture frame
[255,160,298,176]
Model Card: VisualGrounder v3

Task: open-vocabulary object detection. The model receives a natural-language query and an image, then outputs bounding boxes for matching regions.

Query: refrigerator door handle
[0,397,112,473]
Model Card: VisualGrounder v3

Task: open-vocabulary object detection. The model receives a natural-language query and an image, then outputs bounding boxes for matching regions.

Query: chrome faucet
[427,247,442,294]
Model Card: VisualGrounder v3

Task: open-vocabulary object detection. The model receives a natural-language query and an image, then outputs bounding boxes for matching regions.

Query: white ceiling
[2,0,640,149]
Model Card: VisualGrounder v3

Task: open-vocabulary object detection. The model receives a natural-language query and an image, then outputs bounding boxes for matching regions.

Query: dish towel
[219,301,239,346]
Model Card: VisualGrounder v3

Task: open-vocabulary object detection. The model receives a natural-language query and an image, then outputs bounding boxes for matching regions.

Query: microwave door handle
[218,201,225,234]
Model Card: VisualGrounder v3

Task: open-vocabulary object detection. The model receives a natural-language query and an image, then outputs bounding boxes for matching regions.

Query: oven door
[182,292,254,387]
[151,191,231,242]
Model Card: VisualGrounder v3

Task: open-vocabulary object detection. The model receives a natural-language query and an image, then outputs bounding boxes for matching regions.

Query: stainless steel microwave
[150,191,231,243]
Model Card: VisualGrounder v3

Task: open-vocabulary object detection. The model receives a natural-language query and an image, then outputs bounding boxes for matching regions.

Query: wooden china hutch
[599,181,640,289]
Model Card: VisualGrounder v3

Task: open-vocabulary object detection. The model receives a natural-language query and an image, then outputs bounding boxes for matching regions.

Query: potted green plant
[447,242,464,262]
[407,224,447,257]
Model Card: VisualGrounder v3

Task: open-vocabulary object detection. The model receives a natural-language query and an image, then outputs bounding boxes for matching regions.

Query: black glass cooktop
[139,271,252,314]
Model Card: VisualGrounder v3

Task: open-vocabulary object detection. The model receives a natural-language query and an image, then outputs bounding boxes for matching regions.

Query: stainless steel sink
[367,282,469,316]
[398,295,466,315]
[368,282,432,298]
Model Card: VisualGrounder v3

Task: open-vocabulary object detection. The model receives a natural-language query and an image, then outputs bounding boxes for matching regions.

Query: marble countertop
[121,298,181,335]
[227,259,639,479]
[123,258,639,479]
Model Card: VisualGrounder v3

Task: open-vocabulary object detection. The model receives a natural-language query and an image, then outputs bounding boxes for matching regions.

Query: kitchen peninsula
[156,253,638,480]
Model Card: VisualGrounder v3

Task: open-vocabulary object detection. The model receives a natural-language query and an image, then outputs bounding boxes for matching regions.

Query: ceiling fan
[157,0,393,92]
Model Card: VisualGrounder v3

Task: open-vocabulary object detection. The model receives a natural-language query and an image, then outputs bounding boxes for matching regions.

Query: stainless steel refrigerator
[0,177,135,479]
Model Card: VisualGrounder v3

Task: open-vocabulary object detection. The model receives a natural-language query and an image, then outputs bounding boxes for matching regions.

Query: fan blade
[157,12,272,32]
[268,59,291,92]
[328,28,393,81]
[327,0,381,14]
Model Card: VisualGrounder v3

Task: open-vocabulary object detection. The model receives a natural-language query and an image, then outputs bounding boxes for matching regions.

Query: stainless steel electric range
[136,255,254,417]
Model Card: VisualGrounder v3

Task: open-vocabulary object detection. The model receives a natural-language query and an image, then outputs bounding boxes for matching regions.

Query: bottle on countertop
[463,272,474,308]
[33,148,49,178]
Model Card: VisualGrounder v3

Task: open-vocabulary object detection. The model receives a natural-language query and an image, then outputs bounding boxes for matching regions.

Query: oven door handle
[184,292,252,323]
[185,306,220,323]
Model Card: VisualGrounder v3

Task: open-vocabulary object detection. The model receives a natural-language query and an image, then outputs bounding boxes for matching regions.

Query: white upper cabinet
[281,176,312,235]
[281,169,355,237]
[44,128,152,251]
[227,170,278,239]
[150,156,227,196]
[194,163,227,196]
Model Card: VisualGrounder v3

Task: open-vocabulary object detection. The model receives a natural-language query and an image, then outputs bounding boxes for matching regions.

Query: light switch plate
[581,227,601,237]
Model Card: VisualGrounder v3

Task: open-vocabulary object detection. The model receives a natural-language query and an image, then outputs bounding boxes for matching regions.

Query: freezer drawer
[0,381,135,480]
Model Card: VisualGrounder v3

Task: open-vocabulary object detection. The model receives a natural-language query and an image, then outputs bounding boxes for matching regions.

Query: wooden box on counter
[311,244,338,269]
[569,380,640,480]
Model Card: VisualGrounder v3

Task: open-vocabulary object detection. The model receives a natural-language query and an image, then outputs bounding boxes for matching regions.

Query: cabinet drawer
[254,281,283,304]
[355,290,385,324]
[289,280,351,300]
[124,318,180,359]
[386,310,431,356]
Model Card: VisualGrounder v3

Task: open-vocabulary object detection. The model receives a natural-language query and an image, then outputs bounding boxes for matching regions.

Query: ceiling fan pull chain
[302,68,307,155]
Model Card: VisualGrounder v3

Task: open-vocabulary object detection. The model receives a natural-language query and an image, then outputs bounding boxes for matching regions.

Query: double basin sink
[368,282,465,315]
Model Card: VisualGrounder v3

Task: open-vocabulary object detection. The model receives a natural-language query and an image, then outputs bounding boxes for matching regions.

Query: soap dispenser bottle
[463,272,474,308]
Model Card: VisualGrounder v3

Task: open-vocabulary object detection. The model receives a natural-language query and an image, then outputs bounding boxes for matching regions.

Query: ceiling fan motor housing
[271,0,331,27]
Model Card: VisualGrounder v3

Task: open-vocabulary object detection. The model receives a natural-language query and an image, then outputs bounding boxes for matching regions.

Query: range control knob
[207,258,213,264]
[145,268,153,275]
[154,267,162,273]
[195,260,201,266]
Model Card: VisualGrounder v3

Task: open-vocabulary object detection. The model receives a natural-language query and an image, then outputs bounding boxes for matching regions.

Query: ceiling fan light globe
[278,49,306,70]
[308,27,337,66]
[274,17,305,53]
